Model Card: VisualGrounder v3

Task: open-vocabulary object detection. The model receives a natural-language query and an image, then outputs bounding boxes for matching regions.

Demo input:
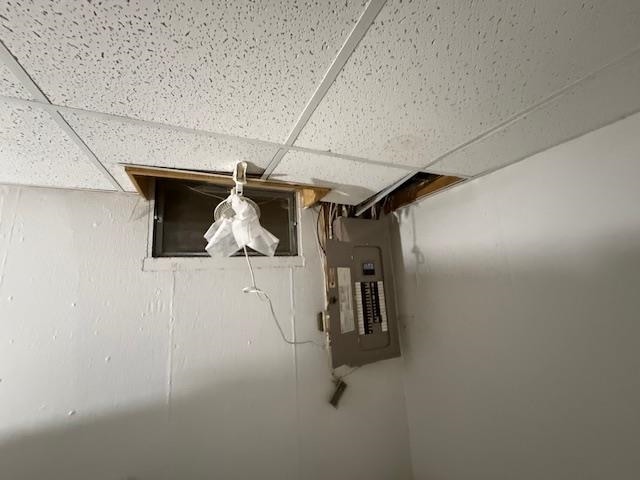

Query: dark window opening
[152,178,298,257]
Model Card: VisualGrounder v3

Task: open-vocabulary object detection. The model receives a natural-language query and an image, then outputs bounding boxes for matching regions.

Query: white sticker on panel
[337,267,355,333]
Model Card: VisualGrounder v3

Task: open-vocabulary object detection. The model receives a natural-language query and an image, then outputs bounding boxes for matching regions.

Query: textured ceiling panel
[0,0,366,143]
[64,112,280,191]
[272,151,408,205]
[0,60,30,98]
[428,50,640,176]
[0,100,115,190]
[295,0,640,168]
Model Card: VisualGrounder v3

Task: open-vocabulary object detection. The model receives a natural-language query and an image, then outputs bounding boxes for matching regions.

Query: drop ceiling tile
[295,0,640,167]
[64,112,280,191]
[428,49,640,177]
[0,100,115,190]
[0,0,366,143]
[0,60,29,98]
[272,151,409,205]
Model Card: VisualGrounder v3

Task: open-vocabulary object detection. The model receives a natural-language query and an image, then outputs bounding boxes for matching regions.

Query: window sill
[142,255,305,272]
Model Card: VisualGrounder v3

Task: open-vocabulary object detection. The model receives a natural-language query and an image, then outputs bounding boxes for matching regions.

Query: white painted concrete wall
[0,186,412,479]
[395,112,640,479]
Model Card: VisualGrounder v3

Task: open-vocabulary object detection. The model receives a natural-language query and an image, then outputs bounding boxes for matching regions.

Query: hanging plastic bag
[230,195,279,256]
[204,217,239,257]
[203,194,279,257]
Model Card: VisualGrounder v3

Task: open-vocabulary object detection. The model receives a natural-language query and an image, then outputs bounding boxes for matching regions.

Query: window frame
[150,178,299,258]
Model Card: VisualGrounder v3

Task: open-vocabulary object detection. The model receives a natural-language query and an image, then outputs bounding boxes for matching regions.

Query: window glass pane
[153,179,297,257]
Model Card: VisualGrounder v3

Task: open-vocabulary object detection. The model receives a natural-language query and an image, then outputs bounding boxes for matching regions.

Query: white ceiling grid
[0,100,116,190]
[0,61,29,98]
[64,111,280,191]
[0,0,365,143]
[0,0,640,203]
[294,0,640,169]
[430,49,640,176]
[272,150,409,204]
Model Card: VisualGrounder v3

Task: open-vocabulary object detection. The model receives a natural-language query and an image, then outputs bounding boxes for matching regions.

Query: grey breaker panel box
[325,215,401,368]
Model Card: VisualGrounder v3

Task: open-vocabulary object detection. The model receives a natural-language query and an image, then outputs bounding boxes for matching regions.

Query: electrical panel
[324,215,401,368]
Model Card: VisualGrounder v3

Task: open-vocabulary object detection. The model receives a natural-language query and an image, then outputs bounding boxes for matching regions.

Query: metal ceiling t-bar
[261,0,388,179]
[0,40,123,191]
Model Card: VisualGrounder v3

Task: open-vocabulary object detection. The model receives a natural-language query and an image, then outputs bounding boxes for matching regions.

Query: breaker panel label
[337,267,355,333]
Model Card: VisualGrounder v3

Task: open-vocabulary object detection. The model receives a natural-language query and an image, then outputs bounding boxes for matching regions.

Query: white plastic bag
[203,194,279,257]
[204,217,239,257]
[230,195,279,257]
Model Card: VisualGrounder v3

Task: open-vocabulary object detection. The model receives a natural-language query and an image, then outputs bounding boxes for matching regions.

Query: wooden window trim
[125,165,330,208]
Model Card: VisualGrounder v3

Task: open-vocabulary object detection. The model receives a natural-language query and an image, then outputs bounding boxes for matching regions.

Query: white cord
[241,247,324,348]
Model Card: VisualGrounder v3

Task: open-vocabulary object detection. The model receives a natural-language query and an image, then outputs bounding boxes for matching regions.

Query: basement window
[152,178,298,257]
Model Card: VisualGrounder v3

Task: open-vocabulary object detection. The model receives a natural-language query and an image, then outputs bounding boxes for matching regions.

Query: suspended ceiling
[1,0,639,204]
